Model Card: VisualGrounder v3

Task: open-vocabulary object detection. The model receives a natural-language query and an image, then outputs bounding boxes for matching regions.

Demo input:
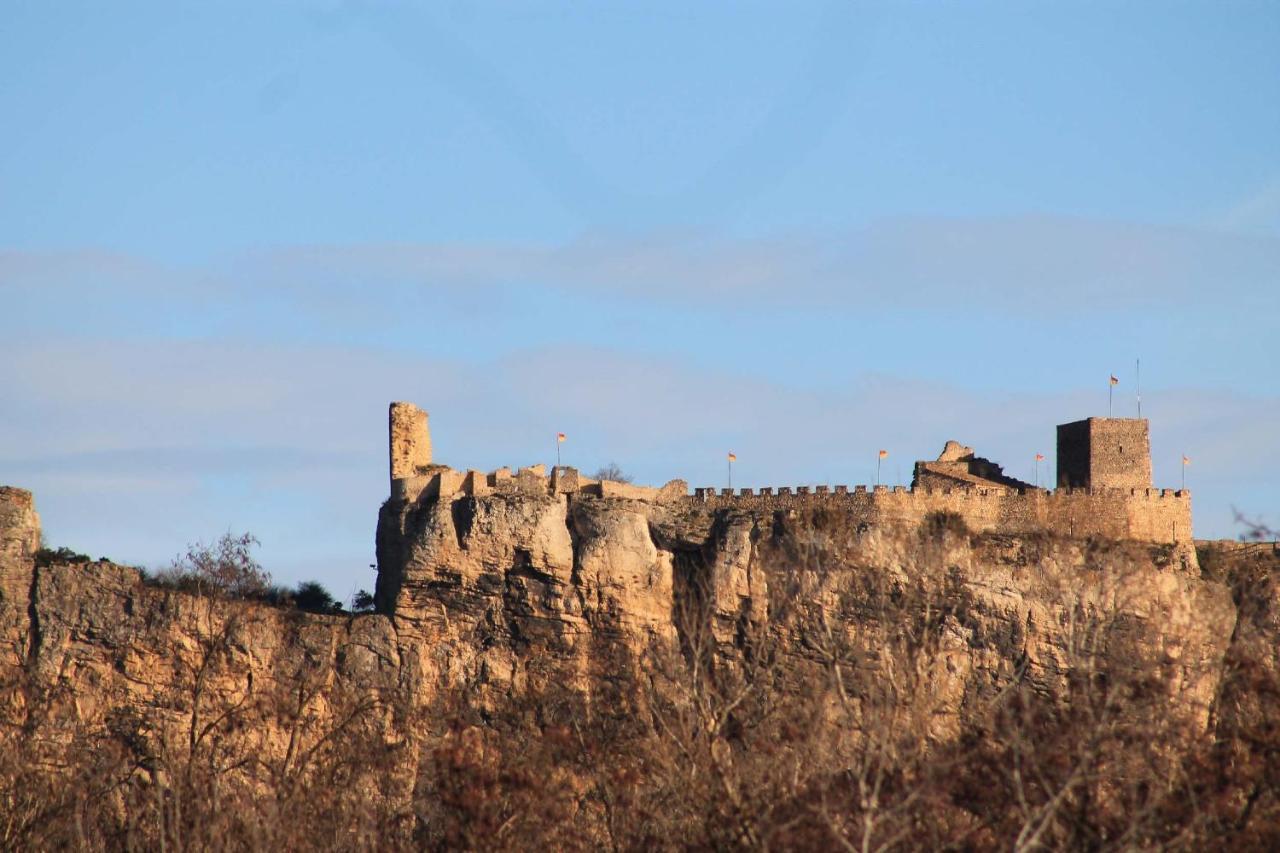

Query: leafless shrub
[149,532,271,599]
[592,463,633,484]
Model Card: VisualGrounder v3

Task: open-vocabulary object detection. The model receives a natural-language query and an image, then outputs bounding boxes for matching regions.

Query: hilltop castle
[385,403,1192,544]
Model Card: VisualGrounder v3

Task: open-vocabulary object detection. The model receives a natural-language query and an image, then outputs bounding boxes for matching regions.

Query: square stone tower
[1056,417,1151,489]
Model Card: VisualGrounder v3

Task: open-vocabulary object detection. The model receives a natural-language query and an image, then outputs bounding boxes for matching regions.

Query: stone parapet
[688,484,1193,543]
[390,466,690,506]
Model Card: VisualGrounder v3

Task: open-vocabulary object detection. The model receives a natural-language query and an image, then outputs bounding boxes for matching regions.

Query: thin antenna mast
[1136,358,1142,418]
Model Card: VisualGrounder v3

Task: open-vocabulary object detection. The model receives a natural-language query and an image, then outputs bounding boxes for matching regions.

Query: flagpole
[1136,358,1142,419]
[1108,379,1113,418]
[876,454,881,487]
[728,457,732,490]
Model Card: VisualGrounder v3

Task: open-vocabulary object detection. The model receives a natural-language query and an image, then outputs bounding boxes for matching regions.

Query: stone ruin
[385,403,1193,544]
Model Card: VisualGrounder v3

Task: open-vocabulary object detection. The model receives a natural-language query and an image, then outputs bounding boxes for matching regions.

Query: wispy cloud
[1214,177,1280,234]
[229,216,1280,313]
[7,215,1278,319]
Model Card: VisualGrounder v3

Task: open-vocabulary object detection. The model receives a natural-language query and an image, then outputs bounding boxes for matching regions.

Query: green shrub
[351,589,375,613]
[33,546,92,568]
[293,581,342,614]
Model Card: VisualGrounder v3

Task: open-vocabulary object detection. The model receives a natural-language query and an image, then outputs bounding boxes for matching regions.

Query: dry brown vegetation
[2,531,1278,851]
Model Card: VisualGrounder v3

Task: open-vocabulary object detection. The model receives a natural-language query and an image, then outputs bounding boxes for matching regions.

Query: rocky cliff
[2,482,1274,849]
[374,486,1232,730]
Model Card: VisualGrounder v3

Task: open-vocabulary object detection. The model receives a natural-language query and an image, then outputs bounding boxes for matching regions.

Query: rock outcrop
[374,484,1233,732]
[3,480,1270,847]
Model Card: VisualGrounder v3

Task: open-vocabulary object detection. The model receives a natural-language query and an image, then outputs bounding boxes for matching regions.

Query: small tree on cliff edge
[162,532,271,599]
[592,463,632,483]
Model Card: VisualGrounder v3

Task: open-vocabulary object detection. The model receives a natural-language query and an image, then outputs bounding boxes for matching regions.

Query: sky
[2,1,1278,599]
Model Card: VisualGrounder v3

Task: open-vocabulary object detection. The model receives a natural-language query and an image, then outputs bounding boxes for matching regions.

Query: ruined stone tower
[1056,417,1152,490]
[388,402,431,488]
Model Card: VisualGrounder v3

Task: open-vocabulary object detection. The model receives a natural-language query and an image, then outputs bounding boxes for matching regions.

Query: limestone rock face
[0,487,40,565]
[0,487,41,668]
[375,489,1235,733]
[0,482,1252,813]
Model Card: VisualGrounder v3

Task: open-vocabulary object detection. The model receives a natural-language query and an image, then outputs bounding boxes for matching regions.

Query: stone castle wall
[385,405,1192,545]
[390,464,689,506]
[388,463,1193,544]
[688,483,1193,543]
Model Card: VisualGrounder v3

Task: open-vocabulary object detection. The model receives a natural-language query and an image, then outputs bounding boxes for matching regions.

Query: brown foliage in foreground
[2,539,1278,851]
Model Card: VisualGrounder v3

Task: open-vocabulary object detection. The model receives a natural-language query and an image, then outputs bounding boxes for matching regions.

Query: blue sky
[2,1,1277,597]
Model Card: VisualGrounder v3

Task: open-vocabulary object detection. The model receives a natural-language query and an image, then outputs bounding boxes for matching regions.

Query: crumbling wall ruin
[388,401,432,487]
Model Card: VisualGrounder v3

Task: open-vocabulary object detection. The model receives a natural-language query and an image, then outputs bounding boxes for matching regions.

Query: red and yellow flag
[878,449,888,459]
[1182,455,1190,466]
[1035,453,1045,461]
[1109,375,1119,386]
[557,432,566,443]
[727,452,737,462]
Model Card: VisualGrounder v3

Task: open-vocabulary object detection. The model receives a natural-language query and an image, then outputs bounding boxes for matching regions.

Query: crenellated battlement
[690,484,1190,502]
[391,465,689,506]
[686,482,1192,542]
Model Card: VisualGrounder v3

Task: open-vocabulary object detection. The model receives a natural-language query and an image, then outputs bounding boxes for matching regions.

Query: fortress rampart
[385,404,1195,545]
[688,483,1192,543]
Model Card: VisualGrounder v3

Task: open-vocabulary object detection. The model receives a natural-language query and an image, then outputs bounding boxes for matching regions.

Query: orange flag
[1109,375,1119,386]
[1182,455,1190,466]
[1035,453,1045,461]
[878,449,888,459]
[557,433,566,443]
[727,452,737,462]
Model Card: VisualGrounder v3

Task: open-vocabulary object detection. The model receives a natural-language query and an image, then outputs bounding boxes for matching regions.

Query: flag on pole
[879,449,888,459]
[1182,455,1190,466]
[1035,453,1045,461]
[1109,375,1119,386]
[557,433,566,443]
[727,452,737,462]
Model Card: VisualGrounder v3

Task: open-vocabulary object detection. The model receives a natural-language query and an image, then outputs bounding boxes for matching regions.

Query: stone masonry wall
[388,460,1192,545]
[385,407,1191,550]
[689,484,1193,544]
[1058,418,1152,490]
[1087,418,1152,489]
[389,401,431,487]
